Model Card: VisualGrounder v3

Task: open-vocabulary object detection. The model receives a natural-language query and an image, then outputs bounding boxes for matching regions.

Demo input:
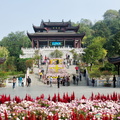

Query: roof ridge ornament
[32,24,35,27]
[41,19,44,23]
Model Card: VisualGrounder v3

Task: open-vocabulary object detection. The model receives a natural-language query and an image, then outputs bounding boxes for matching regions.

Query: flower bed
[46,64,69,83]
[0,92,120,120]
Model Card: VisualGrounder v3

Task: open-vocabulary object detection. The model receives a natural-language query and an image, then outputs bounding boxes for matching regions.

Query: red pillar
[74,40,76,48]
[78,40,81,48]
[64,39,65,47]
[32,39,34,48]
[37,40,39,48]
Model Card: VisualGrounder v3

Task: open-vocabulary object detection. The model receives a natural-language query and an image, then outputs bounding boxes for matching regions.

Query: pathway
[28,64,87,86]
[0,64,119,99]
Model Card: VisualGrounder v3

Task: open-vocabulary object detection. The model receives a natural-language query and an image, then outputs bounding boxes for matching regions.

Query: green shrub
[102,70,112,76]
[99,62,115,71]
[90,71,101,78]
[8,71,23,75]
[0,71,8,82]
[16,74,25,78]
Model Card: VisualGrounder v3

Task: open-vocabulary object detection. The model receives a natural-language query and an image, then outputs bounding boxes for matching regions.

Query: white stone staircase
[20,47,85,59]
[27,64,87,86]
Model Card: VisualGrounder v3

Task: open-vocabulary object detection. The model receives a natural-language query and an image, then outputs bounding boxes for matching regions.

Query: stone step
[28,64,87,86]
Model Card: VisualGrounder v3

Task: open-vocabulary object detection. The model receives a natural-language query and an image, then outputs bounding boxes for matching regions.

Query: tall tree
[0,46,9,71]
[80,18,93,27]
[50,49,63,58]
[78,19,93,37]
[107,31,120,57]
[92,21,110,38]
[4,56,16,71]
[0,31,31,57]
[16,58,29,73]
[104,17,120,35]
[83,37,107,70]
[103,9,119,20]
[72,19,94,47]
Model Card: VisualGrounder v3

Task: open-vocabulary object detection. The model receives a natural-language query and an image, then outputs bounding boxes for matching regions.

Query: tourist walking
[66,76,70,86]
[39,72,43,80]
[62,76,66,86]
[92,78,95,87]
[63,59,66,65]
[76,75,79,85]
[79,73,82,81]
[41,67,44,75]
[46,76,49,85]
[27,76,31,87]
[18,76,22,86]
[21,78,24,87]
[113,75,116,88]
[75,66,79,74]
[49,76,53,87]
[57,76,61,88]
[84,69,86,77]
[67,62,70,69]
[73,74,76,84]
[12,76,16,89]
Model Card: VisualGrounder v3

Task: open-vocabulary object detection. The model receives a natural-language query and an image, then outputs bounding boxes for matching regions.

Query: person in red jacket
[75,66,79,74]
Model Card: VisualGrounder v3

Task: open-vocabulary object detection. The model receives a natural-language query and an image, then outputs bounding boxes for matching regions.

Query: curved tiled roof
[66,26,79,32]
[43,22,70,27]
[33,25,47,32]
[32,20,79,32]
[108,57,120,65]
[27,32,85,40]
[28,20,85,42]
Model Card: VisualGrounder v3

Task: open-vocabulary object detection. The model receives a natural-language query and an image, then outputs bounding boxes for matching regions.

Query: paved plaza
[0,65,120,99]
[1,83,120,99]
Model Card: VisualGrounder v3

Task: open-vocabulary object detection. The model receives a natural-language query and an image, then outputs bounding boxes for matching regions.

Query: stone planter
[104,83,111,87]
[0,83,6,87]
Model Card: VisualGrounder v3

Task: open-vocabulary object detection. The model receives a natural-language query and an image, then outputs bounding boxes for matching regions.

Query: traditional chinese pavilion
[27,20,85,48]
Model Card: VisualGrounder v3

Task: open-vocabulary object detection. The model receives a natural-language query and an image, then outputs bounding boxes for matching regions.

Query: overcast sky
[0,0,119,40]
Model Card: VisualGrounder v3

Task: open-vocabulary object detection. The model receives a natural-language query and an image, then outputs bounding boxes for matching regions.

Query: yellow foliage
[0,46,9,58]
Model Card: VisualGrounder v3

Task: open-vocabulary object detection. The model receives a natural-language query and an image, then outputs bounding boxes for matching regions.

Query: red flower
[48,95,51,101]
[4,110,8,120]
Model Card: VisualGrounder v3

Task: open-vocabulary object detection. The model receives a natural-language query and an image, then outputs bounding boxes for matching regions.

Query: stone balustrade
[85,69,120,87]
[88,77,120,87]
[20,47,85,59]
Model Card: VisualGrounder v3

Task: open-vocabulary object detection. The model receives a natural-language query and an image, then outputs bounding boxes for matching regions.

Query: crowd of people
[37,54,87,88]
[12,76,32,89]
[46,75,71,88]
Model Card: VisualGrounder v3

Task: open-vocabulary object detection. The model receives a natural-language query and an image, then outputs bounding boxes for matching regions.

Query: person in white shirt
[49,76,53,87]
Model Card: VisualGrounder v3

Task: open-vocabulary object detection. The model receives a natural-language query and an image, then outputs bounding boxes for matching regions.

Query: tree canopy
[107,31,120,57]
[0,31,31,57]
[103,9,119,20]
[83,37,107,70]
[50,49,63,58]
